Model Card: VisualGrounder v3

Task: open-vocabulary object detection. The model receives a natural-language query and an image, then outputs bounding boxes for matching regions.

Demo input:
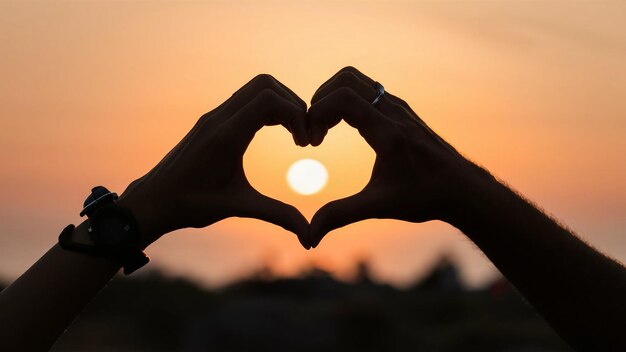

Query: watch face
[90,206,138,247]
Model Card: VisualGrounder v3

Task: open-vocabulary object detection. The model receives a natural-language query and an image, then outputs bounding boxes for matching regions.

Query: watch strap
[58,185,150,275]
[59,224,150,275]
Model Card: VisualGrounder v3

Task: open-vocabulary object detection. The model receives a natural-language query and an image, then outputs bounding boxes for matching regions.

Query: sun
[286,159,328,195]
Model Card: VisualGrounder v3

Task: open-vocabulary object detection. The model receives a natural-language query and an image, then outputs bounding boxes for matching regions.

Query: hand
[307,67,491,248]
[118,74,311,249]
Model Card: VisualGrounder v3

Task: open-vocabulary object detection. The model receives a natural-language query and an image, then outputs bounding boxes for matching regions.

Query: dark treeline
[2,260,572,351]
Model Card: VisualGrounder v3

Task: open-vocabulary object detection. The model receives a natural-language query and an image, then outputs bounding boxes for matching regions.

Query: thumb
[233,190,311,249]
[309,189,381,248]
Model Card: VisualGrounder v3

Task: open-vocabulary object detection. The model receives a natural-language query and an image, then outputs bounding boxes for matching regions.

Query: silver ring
[371,82,385,105]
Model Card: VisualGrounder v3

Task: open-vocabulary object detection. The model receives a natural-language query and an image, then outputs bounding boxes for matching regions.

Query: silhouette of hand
[118,74,310,248]
[307,67,486,248]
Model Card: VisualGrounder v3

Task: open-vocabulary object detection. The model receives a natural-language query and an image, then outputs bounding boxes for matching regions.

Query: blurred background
[0,1,624,350]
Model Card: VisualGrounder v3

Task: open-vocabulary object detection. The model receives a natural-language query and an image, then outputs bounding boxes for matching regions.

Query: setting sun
[286,159,328,195]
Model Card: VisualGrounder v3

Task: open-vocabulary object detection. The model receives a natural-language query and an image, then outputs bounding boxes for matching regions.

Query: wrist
[116,194,163,250]
[70,220,93,245]
[441,164,509,232]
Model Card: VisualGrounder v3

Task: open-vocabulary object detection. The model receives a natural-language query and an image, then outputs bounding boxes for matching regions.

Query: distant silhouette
[43,267,571,351]
[0,67,624,351]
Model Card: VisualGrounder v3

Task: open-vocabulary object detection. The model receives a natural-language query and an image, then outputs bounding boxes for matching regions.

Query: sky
[0,0,624,288]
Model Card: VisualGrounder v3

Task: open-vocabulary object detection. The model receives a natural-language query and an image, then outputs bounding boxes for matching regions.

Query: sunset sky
[0,1,624,288]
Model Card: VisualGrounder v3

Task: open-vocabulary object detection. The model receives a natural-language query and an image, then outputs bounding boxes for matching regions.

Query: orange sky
[0,1,625,288]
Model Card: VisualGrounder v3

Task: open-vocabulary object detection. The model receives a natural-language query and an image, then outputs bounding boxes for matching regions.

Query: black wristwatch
[58,186,149,274]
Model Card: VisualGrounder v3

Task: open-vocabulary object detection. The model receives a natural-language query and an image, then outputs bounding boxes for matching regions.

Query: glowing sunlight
[286,159,328,195]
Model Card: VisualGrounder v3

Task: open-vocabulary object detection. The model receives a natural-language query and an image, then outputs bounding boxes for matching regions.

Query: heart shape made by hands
[238,67,400,248]
[123,67,466,251]
[244,121,375,221]
[243,67,466,249]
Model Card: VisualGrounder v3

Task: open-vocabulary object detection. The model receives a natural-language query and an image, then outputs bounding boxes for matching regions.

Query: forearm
[0,221,120,351]
[450,168,626,350]
[305,66,626,349]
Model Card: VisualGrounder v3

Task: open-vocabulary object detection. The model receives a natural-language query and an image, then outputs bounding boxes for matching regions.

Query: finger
[226,88,307,147]
[315,66,415,113]
[333,67,427,125]
[233,190,311,249]
[260,75,310,146]
[322,68,412,112]
[316,66,380,97]
[307,86,393,149]
[329,68,451,148]
[224,74,306,116]
[167,74,308,169]
[329,67,419,115]
[309,189,382,248]
[328,68,450,146]
[205,74,309,146]
[287,108,309,147]
[313,67,366,99]
[312,70,378,105]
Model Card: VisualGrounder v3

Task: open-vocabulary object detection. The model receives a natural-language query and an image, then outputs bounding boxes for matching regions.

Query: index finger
[201,74,309,146]
[313,66,417,119]
[307,86,393,150]
[225,88,307,148]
